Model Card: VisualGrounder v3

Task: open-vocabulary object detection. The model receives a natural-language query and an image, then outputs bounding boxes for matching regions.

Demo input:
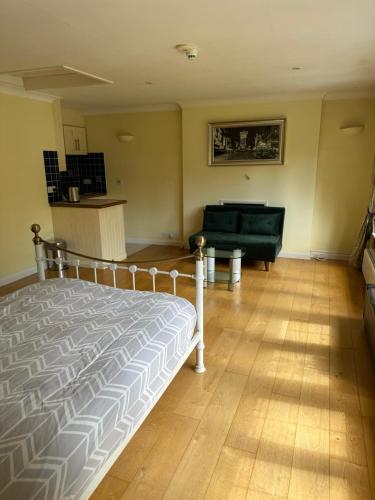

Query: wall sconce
[117,133,134,143]
[340,125,364,136]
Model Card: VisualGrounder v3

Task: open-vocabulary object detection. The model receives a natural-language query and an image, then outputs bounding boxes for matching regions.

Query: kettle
[68,186,80,203]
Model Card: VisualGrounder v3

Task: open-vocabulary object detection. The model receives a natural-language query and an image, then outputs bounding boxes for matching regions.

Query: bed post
[31,224,45,281]
[194,235,206,373]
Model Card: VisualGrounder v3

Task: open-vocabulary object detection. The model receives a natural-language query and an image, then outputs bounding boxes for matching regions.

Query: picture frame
[208,119,285,166]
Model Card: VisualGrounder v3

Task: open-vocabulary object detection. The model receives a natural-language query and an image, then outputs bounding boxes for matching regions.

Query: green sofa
[189,204,285,270]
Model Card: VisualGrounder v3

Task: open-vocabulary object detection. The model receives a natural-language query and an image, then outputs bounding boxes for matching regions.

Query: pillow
[203,210,239,233]
[240,213,282,236]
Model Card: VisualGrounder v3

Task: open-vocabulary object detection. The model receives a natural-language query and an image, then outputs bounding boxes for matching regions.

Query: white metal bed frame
[30,223,206,498]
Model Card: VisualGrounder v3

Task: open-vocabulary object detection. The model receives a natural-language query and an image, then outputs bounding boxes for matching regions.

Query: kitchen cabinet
[50,199,128,260]
[63,125,88,155]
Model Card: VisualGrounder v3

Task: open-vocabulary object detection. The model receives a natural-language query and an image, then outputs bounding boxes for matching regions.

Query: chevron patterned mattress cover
[0,278,196,499]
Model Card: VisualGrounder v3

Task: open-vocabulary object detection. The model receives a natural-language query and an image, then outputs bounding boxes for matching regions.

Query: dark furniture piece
[189,204,285,271]
[364,286,375,360]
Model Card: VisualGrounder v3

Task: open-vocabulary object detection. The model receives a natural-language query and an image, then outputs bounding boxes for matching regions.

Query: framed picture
[208,119,285,166]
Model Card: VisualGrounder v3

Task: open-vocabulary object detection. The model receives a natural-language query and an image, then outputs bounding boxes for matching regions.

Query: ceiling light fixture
[118,133,134,143]
[340,125,364,136]
[175,44,199,61]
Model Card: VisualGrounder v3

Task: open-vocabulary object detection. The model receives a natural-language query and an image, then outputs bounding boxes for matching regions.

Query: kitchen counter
[50,199,127,209]
[50,199,127,260]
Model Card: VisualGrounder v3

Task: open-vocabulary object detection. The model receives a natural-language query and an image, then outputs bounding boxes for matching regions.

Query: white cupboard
[63,125,88,155]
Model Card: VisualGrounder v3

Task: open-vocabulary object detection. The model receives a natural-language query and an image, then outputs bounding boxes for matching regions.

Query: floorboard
[2,248,375,500]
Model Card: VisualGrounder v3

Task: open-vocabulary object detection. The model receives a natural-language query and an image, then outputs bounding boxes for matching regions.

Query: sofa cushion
[203,210,239,233]
[240,212,282,236]
[189,231,282,261]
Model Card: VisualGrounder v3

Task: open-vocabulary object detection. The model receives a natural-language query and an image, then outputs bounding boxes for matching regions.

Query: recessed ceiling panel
[1,65,113,90]
[0,0,374,110]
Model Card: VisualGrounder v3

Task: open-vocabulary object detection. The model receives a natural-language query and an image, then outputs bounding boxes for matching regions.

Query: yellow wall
[85,97,374,257]
[181,99,322,255]
[1,93,374,282]
[61,107,85,127]
[0,92,56,280]
[312,97,375,255]
[85,110,182,242]
[52,100,66,171]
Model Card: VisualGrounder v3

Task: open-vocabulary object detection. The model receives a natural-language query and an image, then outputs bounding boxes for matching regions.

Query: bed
[0,225,206,499]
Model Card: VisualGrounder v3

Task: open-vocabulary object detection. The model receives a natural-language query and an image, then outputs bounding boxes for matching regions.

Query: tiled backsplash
[43,151,107,203]
[43,151,61,203]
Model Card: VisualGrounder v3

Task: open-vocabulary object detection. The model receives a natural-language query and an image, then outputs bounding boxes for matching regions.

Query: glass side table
[203,247,246,291]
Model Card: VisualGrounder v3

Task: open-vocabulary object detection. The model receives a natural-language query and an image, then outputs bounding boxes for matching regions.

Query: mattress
[0,278,196,499]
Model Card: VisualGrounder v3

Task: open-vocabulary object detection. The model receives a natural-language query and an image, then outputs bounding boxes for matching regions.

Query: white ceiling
[0,0,374,111]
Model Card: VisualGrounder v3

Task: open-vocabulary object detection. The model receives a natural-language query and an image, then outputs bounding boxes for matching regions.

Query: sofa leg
[265,261,270,272]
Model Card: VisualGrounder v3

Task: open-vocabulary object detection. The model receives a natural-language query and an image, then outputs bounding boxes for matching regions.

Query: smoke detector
[175,44,199,61]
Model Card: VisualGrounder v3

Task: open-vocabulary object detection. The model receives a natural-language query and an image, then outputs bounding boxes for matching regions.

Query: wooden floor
[2,247,375,500]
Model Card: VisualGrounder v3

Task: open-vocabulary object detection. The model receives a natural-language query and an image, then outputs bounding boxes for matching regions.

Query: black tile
[44,150,106,201]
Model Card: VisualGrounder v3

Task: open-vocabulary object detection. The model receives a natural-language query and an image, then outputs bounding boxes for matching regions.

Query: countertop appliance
[68,186,80,203]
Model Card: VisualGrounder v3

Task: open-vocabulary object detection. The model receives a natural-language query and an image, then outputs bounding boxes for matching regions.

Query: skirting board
[0,266,36,286]
[126,238,184,247]
[310,251,350,261]
[276,251,349,260]
[279,251,311,260]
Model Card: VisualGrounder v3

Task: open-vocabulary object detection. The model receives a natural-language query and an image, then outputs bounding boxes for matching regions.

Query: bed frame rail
[31,223,206,373]
[46,258,194,295]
